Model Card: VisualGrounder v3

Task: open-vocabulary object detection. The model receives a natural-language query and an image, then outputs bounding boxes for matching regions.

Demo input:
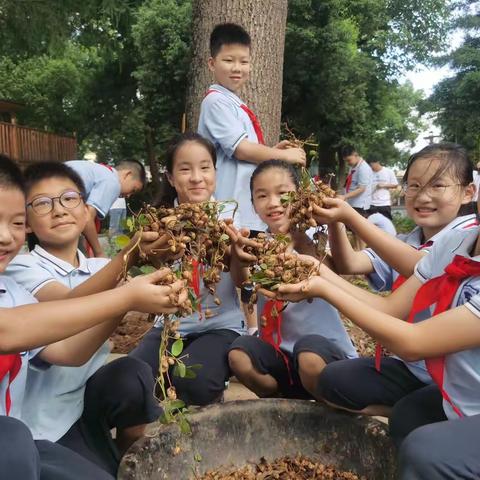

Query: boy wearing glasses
[66,159,146,257]
[5,162,164,476]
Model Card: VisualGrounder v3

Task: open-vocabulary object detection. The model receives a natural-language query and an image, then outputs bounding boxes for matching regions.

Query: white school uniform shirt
[371,167,398,206]
[0,277,42,419]
[5,246,111,441]
[345,160,373,210]
[66,160,121,218]
[363,213,477,383]
[198,84,266,232]
[414,227,480,419]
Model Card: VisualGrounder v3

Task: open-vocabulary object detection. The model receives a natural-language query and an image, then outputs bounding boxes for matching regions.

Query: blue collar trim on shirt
[31,245,92,276]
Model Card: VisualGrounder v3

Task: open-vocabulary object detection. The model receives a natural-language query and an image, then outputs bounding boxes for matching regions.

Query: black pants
[394,385,480,479]
[57,356,161,476]
[0,416,113,480]
[369,205,393,220]
[230,334,350,398]
[130,327,240,406]
[317,357,427,410]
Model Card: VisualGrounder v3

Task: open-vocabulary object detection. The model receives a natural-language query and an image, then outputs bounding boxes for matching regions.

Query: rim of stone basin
[119,398,396,480]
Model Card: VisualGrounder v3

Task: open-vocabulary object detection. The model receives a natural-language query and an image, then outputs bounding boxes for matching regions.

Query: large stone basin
[119,399,396,479]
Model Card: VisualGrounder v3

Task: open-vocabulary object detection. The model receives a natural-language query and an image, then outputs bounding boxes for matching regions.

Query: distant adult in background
[340,145,372,217]
[472,161,480,204]
[67,160,146,257]
[109,197,127,237]
[367,156,398,220]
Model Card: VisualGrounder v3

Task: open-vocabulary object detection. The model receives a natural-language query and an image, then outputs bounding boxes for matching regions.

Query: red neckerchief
[406,255,480,417]
[344,169,355,193]
[205,89,265,145]
[0,354,22,415]
[375,240,433,371]
[260,300,293,384]
[190,258,204,318]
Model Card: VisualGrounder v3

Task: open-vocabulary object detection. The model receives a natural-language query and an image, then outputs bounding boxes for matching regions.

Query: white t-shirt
[371,167,398,206]
[198,84,266,232]
[6,246,111,441]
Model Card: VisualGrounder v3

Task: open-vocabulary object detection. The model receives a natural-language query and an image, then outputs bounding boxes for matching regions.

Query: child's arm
[83,205,105,257]
[314,197,424,277]
[228,229,260,288]
[328,222,375,274]
[276,276,480,361]
[33,232,171,302]
[235,139,306,166]
[0,269,186,354]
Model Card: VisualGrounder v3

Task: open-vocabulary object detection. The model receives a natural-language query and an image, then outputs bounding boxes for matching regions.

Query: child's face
[26,177,89,249]
[119,172,143,198]
[208,43,251,93]
[0,187,26,272]
[404,158,473,230]
[252,168,296,234]
[167,141,216,204]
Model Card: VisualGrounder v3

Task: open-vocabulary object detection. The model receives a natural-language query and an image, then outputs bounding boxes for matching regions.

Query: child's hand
[231,229,262,268]
[275,276,324,303]
[124,268,187,314]
[311,197,355,224]
[278,147,306,167]
[139,231,185,267]
[274,140,295,150]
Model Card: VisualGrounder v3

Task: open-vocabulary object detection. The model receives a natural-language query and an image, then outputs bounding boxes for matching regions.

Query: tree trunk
[317,144,338,187]
[145,126,161,193]
[185,0,288,146]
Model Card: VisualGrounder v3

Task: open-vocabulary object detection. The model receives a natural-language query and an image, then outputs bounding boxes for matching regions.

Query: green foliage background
[0,0,468,191]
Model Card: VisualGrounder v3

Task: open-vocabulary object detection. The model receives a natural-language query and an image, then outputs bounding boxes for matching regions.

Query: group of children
[1,20,479,480]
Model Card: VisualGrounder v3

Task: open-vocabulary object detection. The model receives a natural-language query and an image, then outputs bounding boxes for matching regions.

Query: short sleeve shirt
[371,167,398,206]
[198,84,266,232]
[66,160,121,218]
[414,227,480,419]
[0,277,41,419]
[5,246,111,441]
[345,160,373,209]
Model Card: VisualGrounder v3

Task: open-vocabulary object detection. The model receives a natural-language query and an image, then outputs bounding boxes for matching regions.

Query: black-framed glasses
[402,183,462,198]
[27,191,84,215]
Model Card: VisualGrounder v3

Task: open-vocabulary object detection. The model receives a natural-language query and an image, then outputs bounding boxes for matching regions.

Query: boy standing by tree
[198,23,306,234]
[67,160,146,257]
[367,156,398,220]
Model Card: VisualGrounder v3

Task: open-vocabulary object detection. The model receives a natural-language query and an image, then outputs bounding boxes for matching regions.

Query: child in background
[0,155,186,479]
[228,160,357,399]
[198,23,306,234]
[5,161,172,476]
[66,159,146,257]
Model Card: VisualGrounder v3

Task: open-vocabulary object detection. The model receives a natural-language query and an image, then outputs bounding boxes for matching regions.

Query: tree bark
[185,0,288,146]
[145,126,161,193]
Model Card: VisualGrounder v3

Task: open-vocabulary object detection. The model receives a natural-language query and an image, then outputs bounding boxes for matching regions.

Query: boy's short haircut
[210,23,251,57]
[0,154,25,193]
[341,145,357,159]
[366,154,381,164]
[116,160,147,186]
[23,161,87,198]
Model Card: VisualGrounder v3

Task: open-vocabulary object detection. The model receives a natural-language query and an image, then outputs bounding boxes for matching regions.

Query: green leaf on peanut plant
[219,233,229,242]
[179,417,191,435]
[126,217,134,232]
[140,265,156,274]
[114,234,130,249]
[194,453,203,462]
[188,363,202,370]
[178,362,186,378]
[183,368,197,379]
[171,338,184,357]
[137,214,150,226]
[168,399,186,410]
[128,266,143,277]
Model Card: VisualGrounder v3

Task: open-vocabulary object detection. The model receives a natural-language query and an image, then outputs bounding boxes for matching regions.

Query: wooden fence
[0,121,77,167]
